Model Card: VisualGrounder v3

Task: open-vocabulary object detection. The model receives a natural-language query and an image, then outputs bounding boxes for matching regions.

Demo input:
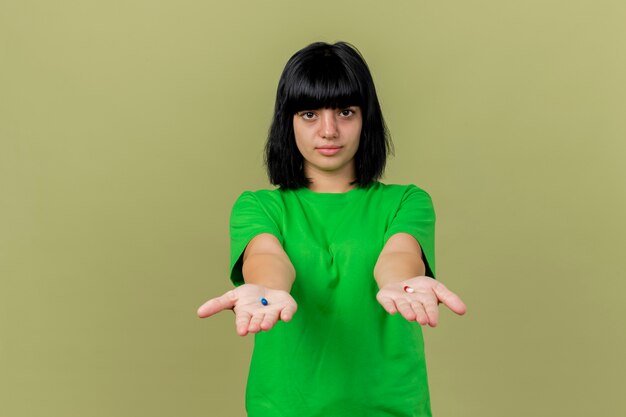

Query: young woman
[197,41,466,417]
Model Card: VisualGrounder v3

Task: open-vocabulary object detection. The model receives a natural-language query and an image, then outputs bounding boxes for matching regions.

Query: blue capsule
[260,297,268,306]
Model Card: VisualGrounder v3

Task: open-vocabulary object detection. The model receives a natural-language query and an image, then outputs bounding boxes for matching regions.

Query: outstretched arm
[241,233,296,292]
[197,233,298,336]
[374,232,466,327]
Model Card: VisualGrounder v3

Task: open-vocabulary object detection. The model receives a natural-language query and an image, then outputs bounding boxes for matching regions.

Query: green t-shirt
[229,181,436,417]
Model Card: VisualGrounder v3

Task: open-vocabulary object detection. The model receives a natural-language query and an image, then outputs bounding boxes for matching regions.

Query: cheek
[293,126,316,153]
[292,121,308,143]
[293,130,305,148]
[293,135,309,159]
[294,141,306,157]
[351,120,363,145]
[292,125,303,149]
[352,127,362,148]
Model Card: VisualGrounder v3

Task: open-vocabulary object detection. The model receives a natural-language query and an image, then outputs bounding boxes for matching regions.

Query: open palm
[376,276,466,327]
[197,283,298,336]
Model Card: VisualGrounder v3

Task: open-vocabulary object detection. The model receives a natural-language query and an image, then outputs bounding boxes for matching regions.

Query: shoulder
[375,182,433,201]
[231,188,286,217]
[233,188,284,204]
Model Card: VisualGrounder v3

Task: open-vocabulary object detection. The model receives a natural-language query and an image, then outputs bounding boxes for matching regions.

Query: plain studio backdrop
[1,1,625,416]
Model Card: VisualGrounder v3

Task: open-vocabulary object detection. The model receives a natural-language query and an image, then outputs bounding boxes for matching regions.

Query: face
[292,106,362,180]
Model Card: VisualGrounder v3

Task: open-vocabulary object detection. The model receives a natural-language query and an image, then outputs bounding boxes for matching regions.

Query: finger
[421,299,439,327]
[395,298,416,321]
[376,293,397,314]
[235,310,252,337]
[197,290,237,318]
[433,282,467,315]
[248,312,265,334]
[260,309,280,331]
[410,301,428,325]
[279,302,298,322]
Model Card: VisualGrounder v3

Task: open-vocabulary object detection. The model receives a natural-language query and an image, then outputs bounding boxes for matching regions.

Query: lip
[316,147,341,156]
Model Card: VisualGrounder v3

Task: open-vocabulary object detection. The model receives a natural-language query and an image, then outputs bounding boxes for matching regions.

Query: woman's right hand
[196,283,298,336]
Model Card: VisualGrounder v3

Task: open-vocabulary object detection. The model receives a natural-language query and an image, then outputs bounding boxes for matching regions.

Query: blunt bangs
[282,56,365,114]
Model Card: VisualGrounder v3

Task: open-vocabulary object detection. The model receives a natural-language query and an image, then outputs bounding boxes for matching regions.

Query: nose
[319,110,338,139]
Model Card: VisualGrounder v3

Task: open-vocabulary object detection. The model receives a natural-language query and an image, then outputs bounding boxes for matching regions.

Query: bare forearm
[242,253,296,292]
[374,252,426,289]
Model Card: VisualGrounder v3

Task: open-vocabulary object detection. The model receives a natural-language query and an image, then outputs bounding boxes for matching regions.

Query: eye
[299,111,316,120]
[339,108,355,117]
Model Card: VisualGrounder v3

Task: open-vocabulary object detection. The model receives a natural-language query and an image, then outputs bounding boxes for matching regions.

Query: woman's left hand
[376,276,466,327]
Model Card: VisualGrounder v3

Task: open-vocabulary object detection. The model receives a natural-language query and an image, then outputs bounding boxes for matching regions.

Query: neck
[304,165,357,193]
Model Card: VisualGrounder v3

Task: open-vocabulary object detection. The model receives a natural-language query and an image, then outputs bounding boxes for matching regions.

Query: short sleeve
[229,191,284,287]
[383,185,437,278]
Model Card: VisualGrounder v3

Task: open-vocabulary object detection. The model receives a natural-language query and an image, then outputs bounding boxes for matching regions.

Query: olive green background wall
[1,1,624,416]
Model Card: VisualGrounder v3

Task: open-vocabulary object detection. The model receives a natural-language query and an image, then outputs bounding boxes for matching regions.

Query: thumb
[433,283,467,316]
[197,290,237,318]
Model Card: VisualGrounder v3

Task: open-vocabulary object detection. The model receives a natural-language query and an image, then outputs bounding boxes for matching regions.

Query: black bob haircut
[264,41,393,189]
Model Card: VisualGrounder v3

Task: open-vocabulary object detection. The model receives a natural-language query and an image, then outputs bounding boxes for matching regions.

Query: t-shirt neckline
[294,182,378,203]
